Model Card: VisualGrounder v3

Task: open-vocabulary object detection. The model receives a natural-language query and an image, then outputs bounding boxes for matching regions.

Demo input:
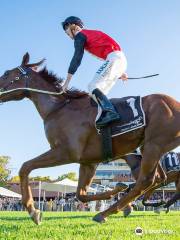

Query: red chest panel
[81,29,121,60]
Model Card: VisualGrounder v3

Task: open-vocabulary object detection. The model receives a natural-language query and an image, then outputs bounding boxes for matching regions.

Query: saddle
[92,96,146,162]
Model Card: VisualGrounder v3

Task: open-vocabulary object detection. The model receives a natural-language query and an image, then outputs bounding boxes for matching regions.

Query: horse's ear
[21,52,30,66]
[26,58,46,69]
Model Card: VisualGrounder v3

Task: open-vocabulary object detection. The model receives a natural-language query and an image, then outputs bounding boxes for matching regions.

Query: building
[93,158,135,187]
[93,158,177,191]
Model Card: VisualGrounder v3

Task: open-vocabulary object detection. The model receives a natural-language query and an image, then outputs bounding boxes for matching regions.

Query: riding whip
[127,74,159,80]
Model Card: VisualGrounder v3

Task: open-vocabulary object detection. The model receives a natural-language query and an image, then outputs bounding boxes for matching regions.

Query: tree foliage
[9,175,20,182]
[10,176,51,182]
[29,176,51,182]
[0,156,11,186]
[58,172,77,181]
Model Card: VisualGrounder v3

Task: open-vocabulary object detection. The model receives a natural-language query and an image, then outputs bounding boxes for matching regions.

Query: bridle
[0,66,71,116]
[0,66,64,97]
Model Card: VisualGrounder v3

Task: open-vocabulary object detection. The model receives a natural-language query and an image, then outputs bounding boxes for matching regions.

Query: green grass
[0,211,179,240]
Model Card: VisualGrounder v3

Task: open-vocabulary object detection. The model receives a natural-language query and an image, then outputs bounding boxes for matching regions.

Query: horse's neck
[29,93,61,120]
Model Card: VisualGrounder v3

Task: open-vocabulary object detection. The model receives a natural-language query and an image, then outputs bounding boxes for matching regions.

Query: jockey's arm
[63,32,86,91]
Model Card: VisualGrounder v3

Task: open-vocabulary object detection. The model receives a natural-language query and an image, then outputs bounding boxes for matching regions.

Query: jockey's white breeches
[88,51,127,95]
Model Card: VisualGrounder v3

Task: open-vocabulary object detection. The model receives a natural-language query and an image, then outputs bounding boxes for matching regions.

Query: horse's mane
[38,67,88,99]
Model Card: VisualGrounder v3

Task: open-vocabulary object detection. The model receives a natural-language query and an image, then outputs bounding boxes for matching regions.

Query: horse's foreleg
[93,144,161,223]
[164,173,180,210]
[19,148,73,225]
[76,164,128,203]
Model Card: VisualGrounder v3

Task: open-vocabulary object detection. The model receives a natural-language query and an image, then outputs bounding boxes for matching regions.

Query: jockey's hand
[120,73,128,82]
[62,82,68,93]
[62,73,73,92]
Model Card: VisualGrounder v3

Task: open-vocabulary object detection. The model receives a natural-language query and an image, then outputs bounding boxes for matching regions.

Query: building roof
[0,187,22,198]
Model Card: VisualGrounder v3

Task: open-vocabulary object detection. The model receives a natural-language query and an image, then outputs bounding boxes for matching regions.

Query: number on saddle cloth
[161,152,180,172]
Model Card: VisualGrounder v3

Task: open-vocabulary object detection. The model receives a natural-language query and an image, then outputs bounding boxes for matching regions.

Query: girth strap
[100,127,113,162]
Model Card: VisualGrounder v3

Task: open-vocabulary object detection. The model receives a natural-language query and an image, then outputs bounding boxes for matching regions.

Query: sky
[0,0,180,179]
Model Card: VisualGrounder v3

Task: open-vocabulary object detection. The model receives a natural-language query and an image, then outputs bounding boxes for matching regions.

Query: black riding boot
[92,88,120,127]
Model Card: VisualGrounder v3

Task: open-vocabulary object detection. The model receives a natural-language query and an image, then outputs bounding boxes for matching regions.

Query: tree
[9,175,20,183]
[58,172,77,181]
[29,176,51,182]
[9,175,52,183]
[0,156,11,186]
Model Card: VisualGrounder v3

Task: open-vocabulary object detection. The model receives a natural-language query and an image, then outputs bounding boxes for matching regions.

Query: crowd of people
[147,192,174,201]
[0,190,179,212]
[35,197,107,212]
[0,196,106,212]
[114,173,135,182]
[0,197,23,211]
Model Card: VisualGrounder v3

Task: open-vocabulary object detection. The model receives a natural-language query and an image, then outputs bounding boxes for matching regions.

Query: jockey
[61,16,128,127]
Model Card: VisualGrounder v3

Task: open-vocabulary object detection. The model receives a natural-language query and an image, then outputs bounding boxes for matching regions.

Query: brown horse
[0,53,179,224]
[123,152,180,210]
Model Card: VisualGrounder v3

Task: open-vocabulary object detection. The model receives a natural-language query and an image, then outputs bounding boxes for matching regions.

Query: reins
[0,87,64,96]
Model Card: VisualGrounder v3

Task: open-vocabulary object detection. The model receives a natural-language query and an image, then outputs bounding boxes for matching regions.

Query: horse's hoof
[93,213,107,223]
[30,210,43,225]
[123,206,132,217]
[165,207,170,214]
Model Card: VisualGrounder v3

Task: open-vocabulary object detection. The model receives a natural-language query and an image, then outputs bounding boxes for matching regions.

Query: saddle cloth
[161,152,180,173]
[97,96,146,137]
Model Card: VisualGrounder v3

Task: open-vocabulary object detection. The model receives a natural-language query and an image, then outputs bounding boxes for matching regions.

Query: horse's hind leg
[93,143,162,223]
[156,163,167,184]
[76,164,128,202]
[142,183,166,207]
[19,148,73,225]
[142,163,167,207]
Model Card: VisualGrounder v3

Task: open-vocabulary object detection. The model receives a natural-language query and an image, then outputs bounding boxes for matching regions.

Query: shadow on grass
[110,213,161,220]
[0,214,93,222]
[45,215,92,221]
[0,216,29,221]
